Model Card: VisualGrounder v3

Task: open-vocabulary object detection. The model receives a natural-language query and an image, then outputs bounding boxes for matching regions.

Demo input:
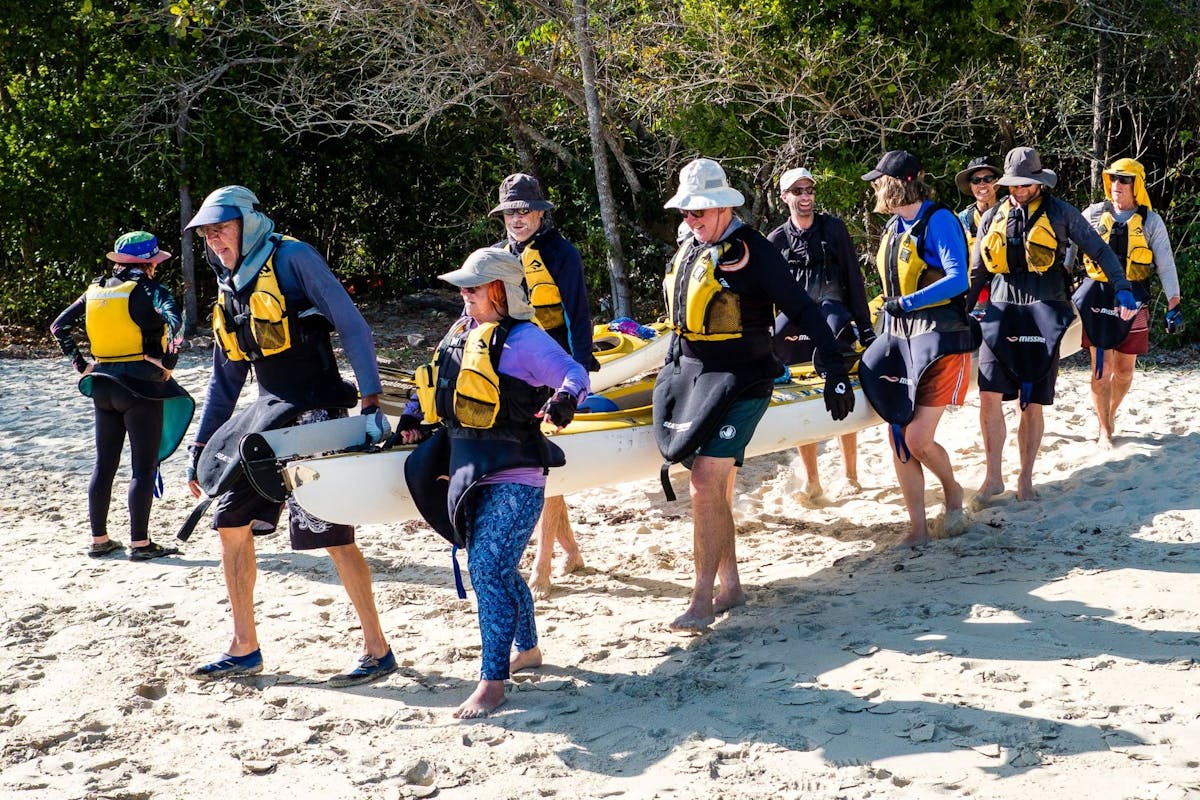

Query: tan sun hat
[438,248,536,321]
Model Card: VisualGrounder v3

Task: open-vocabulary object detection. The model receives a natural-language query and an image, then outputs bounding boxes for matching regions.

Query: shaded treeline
[3,0,1198,343]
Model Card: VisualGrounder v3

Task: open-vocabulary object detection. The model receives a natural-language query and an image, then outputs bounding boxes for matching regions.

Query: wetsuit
[766,213,874,364]
[498,222,600,371]
[52,267,192,541]
[969,194,1129,405]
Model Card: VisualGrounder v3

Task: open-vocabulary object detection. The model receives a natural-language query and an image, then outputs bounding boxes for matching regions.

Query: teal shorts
[696,395,771,465]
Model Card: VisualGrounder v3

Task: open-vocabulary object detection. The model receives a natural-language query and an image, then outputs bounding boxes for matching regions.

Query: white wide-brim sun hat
[663,158,746,210]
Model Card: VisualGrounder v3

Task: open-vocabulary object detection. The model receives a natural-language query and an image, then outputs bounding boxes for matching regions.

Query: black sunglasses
[1113,175,1135,185]
[970,175,997,185]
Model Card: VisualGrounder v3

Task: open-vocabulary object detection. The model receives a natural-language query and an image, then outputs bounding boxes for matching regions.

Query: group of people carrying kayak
[53,144,1180,717]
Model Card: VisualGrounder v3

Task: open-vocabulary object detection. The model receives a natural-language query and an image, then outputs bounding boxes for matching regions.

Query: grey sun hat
[663,158,746,210]
[954,156,1003,196]
[779,167,816,192]
[489,173,554,217]
[996,147,1058,188]
[438,247,536,321]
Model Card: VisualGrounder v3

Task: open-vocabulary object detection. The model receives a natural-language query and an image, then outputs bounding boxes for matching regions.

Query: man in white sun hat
[654,157,855,634]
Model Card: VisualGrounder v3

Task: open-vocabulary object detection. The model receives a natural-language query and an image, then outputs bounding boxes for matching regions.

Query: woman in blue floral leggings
[400,247,589,718]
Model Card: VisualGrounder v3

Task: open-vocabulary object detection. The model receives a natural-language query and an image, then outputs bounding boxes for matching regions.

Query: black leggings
[89,379,162,540]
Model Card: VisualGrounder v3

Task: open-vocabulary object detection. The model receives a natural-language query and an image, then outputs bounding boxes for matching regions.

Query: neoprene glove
[857,328,877,349]
[539,391,577,429]
[883,296,908,318]
[1116,289,1138,313]
[362,405,391,445]
[185,444,203,483]
[823,370,854,421]
[1166,307,1185,335]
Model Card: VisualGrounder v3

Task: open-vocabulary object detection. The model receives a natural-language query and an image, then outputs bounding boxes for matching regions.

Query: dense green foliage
[3,0,1199,345]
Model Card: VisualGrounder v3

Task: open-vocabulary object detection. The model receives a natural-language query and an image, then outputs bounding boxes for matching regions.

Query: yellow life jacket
[521,243,564,331]
[1084,204,1154,282]
[875,202,951,311]
[415,318,512,429]
[212,236,297,362]
[85,276,167,362]
[980,198,1058,274]
[662,237,749,341]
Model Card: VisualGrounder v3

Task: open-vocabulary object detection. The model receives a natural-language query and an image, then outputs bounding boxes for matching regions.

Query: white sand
[4,349,1200,799]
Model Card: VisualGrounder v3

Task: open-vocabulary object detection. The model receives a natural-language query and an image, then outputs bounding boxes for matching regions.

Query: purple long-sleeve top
[408,316,590,488]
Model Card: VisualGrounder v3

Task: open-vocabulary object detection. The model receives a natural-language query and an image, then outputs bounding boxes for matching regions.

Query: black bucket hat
[489,173,554,216]
[954,156,1003,196]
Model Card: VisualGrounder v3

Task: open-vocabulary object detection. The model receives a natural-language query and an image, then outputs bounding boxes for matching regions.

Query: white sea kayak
[285,366,880,526]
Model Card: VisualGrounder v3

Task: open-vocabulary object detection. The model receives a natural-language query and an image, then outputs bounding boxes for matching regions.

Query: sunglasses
[786,187,815,196]
[196,221,238,239]
[461,285,483,294]
[502,208,534,217]
[680,208,711,219]
[970,175,997,185]
[1112,175,1135,185]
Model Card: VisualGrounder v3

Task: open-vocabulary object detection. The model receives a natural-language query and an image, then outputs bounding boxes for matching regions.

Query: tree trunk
[175,109,199,336]
[571,0,632,320]
[1090,29,1109,194]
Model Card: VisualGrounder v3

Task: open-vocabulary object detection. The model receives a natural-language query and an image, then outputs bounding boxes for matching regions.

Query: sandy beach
[4,345,1200,800]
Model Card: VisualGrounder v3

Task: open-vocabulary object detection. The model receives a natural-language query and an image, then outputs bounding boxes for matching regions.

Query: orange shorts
[916,352,970,408]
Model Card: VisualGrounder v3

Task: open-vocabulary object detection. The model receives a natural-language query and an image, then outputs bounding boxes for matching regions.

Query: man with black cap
[858,150,976,547]
[768,166,874,502]
[490,173,596,599]
[954,156,1004,254]
[968,147,1136,505]
[656,157,854,632]
[183,185,395,686]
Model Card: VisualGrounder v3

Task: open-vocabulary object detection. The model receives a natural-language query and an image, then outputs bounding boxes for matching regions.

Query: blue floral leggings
[464,483,545,681]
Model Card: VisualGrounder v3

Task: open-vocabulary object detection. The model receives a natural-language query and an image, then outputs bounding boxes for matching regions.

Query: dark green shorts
[696,395,771,465]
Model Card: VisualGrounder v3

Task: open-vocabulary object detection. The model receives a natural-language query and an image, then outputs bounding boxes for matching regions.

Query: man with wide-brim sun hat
[51,230,193,562]
[1079,156,1183,446]
[967,146,1136,505]
[654,156,854,634]
[488,172,597,600]
[954,156,1004,252]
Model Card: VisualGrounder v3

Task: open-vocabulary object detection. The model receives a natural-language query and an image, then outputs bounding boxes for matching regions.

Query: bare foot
[557,551,584,577]
[1016,481,1039,502]
[894,532,930,550]
[510,646,542,673]
[843,477,862,494]
[970,480,1005,511]
[453,680,507,719]
[668,609,714,635]
[1098,432,1114,451]
[713,589,747,615]
[528,559,552,601]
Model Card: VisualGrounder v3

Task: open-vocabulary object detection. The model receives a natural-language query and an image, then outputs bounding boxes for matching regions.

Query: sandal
[129,541,180,562]
[88,539,125,559]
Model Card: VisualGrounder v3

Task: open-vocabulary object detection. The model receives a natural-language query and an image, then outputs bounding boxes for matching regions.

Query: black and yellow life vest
[663,236,750,342]
[980,198,1058,274]
[520,243,565,331]
[415,317,549,431]
[85,275,167,363]
[1084,203,1154,282]
[212,235,298,362]
[875,202,954,311]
